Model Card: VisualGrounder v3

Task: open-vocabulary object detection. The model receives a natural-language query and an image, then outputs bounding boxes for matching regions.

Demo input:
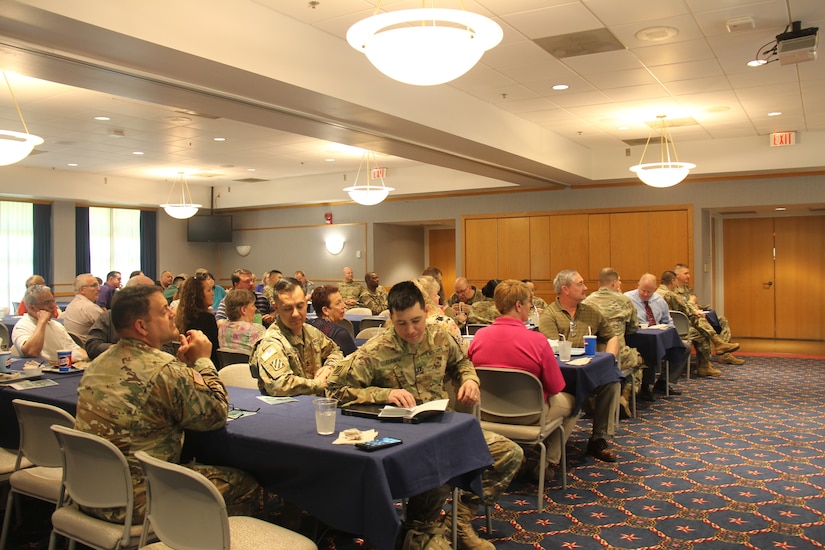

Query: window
[89,207,141,279]
[0,201,34,312]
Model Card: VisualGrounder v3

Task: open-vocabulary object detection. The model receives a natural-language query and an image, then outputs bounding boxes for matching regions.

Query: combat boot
[711,335,740,354]
[718,352,745,365]
[619,385,633,418]
[697,363,722,377]
[443,499,494,550]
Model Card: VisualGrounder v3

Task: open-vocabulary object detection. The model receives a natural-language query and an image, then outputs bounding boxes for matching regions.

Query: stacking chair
[0,399,73,550]
[669,310,693,380]
[134,450,316,550]
[218,363,259,390]
[464,324,487,336]
[355,327,383,340]
[48,425,145,550]
[216,348,250,371]
[358,316,386,331]
[475,367,567,511]
[346,307,372,316]
[335,318,355,338]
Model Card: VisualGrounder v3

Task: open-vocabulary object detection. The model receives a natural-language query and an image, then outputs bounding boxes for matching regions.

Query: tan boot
[697,363,722,377]
[444,499,494,550]
[620,385,632,418]
[718,352,745,365]
[711,335,740,354]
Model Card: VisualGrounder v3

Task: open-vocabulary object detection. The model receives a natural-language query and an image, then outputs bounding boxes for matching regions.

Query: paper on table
[566,357,592,366]
[332,429,378,445]
[650,324,670,330]
[256,396,298,405]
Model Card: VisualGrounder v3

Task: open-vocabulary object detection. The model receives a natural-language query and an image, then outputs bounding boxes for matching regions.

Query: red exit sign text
[770,131,796,147]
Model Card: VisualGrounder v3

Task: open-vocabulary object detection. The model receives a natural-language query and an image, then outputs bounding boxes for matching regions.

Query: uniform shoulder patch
[192,369,206,387]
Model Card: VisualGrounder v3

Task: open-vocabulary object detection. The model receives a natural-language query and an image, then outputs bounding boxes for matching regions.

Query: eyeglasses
[36,299,56,307]
[82,283,101,289]
[228,404,260,420]
[569,321,577,337]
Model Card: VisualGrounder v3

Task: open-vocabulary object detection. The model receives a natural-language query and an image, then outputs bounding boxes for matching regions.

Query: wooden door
[723,218,775,337]
[774,216,825,339]
[428,228,455,296]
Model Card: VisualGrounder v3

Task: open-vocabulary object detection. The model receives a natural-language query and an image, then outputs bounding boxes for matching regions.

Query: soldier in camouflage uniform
[327,281,522,550]
[658,271,741,377]
[75,285,259,525]
[360,271,388,315]
[582,268,644,416]
[465,280,501,326]
[338,266,365,309]
[251,278,343,396]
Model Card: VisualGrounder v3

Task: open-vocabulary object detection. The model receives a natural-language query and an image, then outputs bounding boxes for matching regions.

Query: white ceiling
[0,0,824,207]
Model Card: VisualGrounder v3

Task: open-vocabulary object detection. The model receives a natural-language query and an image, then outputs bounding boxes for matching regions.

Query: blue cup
[583,335,596,356]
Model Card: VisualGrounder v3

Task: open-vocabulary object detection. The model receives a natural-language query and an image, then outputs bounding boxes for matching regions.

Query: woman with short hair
[218,289,266,354]
[306,285,357,356]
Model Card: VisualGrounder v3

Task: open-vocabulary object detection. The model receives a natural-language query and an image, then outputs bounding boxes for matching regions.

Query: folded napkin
[333,428,378,445]
[566,357,592,366]
[651,324,670,330]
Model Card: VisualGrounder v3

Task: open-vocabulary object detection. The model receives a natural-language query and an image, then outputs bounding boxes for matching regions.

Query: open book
[378,398,449,423]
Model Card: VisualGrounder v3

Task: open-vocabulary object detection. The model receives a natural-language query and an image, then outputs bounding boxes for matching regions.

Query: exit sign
[370,167,386,179]
[770,131,796,147]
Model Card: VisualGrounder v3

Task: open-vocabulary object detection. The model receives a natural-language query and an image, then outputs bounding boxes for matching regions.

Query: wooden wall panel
[428,228,455,296]
[649,210,689,281]
[775,216,825,339]
[587,214,611,281]
[464,218,498,281]
[529,216,551,280]
[549,214,589,278]
[609,212,649,279]
[497,217,531,280]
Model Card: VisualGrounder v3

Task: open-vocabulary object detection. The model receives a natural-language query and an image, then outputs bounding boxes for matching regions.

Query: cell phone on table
[356,437,403,452]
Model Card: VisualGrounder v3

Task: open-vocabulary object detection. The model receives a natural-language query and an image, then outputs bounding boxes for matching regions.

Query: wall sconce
[325,236,345,255]
[235,245,252,257]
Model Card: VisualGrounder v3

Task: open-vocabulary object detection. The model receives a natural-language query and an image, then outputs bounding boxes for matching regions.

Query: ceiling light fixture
[161,172,202,219]
[346,3,503,86]
[629,115,695,188]
[0,72,44,166]
[343,150,394,206]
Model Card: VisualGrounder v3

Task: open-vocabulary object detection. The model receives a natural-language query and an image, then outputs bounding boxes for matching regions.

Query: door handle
[763,281,773,289]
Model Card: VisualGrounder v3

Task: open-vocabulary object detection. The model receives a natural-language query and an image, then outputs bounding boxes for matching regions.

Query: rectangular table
[0,366,491,550]
[556,352,623,414]
[626,326,687,395]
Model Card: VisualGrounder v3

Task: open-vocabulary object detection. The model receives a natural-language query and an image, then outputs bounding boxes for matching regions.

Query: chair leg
[536,442,547,511]
[451,488,459,549]
[0,489,15,550]
[485,505,492,534]
[558,426,567,490]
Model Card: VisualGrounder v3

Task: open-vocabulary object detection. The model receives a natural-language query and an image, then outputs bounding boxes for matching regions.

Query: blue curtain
[32,203,52,283]
[75,206,91,274]
[140,210,157,281]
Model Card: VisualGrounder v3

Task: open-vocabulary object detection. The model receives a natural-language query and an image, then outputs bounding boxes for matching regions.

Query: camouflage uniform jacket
[539,298,616,349]
[75,338,228,512]
[338,281,365,308]
[252,317,343,396]
[466,298,500,326]
[360,286,388,315]
[583,287,643,369]
[326,324,479,407]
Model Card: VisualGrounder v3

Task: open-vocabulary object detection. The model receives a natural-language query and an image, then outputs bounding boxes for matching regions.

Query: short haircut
[639,273,657,287]
[310,285,340,312]
[422,266,442,278]
[481,279,500,299]
[25,275,45,288]
[231,268,253,286]
[294,270,305,277]
[270,269,282,277]
[553,269,578,295]
[388,281,425,313]
[661,270,677,285]
[273,277,303,303]
[74,273,94,292]
[111,285,160,333]
[674,263,689,273]
[364,272,376,284]
[129,270,143,278]
[598,268,619,286]
[224,288,256,322]
[172,275,186,285]
[106,271,120,281]
[494,279,530,315]
[23,284,50,307]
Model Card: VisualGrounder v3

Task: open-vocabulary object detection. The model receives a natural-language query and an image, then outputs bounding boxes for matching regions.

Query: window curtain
[140,210,157,281]
[75,206,91,274]
[32,203,52,284]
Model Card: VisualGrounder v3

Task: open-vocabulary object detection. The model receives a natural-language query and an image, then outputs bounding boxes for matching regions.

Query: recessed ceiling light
[247,168,256,172]
[552,84,569,91]
[166,115,192,123]
[132,151,144,155]
[635,26,679,42]
[775,207,786,211]
[325,158,336,162]
[213,137,226,142]
[93,116,110,121]
[768,111,782,117]
[67,163,78,167]
[747,59,767,67]
[617,126,629,131]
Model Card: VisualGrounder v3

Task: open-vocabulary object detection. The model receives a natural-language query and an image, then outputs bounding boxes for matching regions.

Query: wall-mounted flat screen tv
[187,215,233,243]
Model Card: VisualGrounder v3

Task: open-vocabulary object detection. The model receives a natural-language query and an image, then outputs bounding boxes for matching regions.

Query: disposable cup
[57,349,73,372]
[313,397,337,435]
[0,351,11,373]
[558,341,572,362]
[583,335,597,356]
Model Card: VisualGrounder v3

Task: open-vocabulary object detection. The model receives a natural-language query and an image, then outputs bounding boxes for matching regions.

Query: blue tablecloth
[558,352,623,414]
[626,327,686,366]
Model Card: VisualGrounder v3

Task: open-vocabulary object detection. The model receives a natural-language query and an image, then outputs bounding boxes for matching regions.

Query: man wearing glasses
[12,284,88,363]
[62,273,104,343]
[539,269,621,463]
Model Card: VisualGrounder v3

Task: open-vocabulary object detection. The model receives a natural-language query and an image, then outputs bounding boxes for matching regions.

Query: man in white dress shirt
[12,284,87,363]
[62,273,104,343]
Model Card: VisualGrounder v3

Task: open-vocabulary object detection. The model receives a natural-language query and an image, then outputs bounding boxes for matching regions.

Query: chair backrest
[50,424,135,538]
[216,348,250,370]
[358,317,387,331]
[68,332,84,347]
[465,324,487,336]
[335,318,355,337]
[669,310,690,338]
[0,322,10,350]
[218,363,259,389]
[377,309,389,317]
[355,327,383,340]
[13,399,75,469]
[135,450,230,550]
[475,367,545,422]
[346,307,373,316]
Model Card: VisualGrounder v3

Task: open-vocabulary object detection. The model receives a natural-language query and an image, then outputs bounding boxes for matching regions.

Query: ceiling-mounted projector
[776,21,819,65]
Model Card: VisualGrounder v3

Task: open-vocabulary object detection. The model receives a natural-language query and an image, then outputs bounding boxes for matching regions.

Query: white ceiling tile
[632,39,716,66]
[562,50,645,74]
[585,0,688,26]
[502,3,604,39]
[603,84,671,101]
[650,59,726,82]
[609,14,705,49]
[586,68,660,88]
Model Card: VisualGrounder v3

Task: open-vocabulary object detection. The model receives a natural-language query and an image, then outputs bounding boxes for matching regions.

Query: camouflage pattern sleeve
[318,330,344,369]
[156,357,229,431]
[252,331,325,396]
[325,348,394,405]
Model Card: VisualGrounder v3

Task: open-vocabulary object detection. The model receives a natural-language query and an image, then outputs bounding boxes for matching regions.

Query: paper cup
[583,335,597,356]
[558,341,572,362]
[0,351,11,373]
[57,349,73,372]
